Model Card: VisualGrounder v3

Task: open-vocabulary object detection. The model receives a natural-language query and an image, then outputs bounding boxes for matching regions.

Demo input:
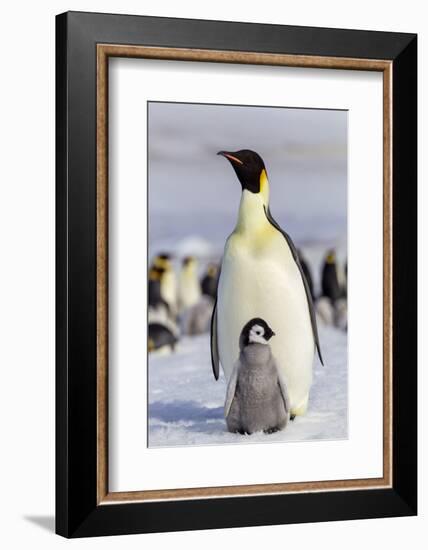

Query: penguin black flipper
[264,206,324,366]
[224,361,239,417]
[210,298,220,380]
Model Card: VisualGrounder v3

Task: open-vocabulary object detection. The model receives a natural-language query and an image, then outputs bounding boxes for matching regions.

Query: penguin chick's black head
[217,149,266,194]
[239,317,275,349]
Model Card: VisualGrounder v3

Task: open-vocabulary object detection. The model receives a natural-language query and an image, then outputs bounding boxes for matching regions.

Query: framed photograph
[56,11,417,538]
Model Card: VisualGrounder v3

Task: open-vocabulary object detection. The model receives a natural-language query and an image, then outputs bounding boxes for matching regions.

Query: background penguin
[148,322,177,354]
[317,251,348,330]
[334,297,348,331]
[224,318,290,434]
[297,249,315,301]
[343,258,348,298]
[321,249,341,303]
[335,258,348,330]
[178,256,201,311]
[212,149,323,418]
[151,253,178,315]
[148,266,180,337]
[148,267,171,324]
[180,295,214,336]
[315,296,335,327]
[201,263,219,300]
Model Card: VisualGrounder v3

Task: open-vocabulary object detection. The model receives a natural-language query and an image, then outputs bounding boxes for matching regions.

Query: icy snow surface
[148,325,347,447]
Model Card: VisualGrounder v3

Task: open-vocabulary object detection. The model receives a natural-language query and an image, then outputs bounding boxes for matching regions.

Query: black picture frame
[56,11,417,538]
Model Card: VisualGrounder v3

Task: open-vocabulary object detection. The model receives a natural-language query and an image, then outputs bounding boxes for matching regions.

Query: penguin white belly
[217,232,314,411]
[179,277,201,310]
[161,271,177,310]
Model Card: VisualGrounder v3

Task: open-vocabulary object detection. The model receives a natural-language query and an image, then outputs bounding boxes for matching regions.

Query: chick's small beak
[217,151,244,165]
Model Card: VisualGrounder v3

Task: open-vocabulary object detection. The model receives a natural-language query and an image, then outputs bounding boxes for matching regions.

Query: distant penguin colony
[224,318,290,434]
[147,253,219,352]
[212,149,323,418]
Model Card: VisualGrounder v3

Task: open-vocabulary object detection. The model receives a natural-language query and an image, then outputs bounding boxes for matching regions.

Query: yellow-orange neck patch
[259,169,270,205]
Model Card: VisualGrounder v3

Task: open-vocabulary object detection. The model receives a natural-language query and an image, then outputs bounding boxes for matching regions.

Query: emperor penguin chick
[225,318,291,435]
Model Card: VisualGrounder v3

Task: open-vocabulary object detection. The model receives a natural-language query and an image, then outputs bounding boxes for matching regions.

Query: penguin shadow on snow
[149,400,226,434]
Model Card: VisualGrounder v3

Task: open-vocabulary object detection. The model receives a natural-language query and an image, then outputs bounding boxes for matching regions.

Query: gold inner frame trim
[96,44,393,505]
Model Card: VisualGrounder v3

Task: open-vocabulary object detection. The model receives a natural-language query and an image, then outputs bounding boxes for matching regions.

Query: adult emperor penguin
[148,267,179,335]
[211,149,323,417]
[152,253,178,315]
[148,267,171,323]
[178,256,202,311]
[321,249,341,304]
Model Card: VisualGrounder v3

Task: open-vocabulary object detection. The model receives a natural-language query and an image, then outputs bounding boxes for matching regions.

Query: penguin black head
[182,256,193,266]
[239,317,275,349]
[217,149,266,194]
[182,256,197,269]
[149,266,164,281]
[153,253,173,270]
[207,264,218,277]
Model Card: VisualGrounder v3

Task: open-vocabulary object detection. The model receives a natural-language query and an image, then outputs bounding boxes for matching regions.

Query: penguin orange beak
[217,151,244,165]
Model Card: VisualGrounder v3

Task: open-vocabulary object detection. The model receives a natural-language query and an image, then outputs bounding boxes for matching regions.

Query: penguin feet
[264,426,280,434]
[291,395,309,417]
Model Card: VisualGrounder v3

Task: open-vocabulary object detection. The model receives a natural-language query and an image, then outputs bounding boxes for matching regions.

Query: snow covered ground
[148,325,347,447]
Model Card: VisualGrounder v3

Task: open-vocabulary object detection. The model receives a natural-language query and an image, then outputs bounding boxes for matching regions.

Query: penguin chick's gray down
[224,318,291,435]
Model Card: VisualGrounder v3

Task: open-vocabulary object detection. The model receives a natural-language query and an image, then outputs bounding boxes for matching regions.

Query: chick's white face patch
[249,325,268,345]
